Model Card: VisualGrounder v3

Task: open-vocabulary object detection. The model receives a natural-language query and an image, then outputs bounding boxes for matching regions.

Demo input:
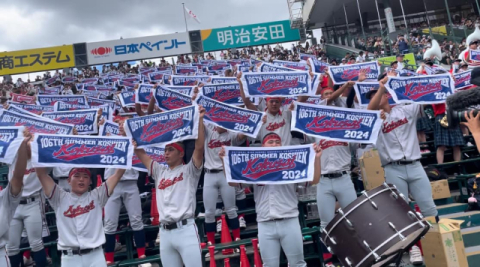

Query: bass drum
[321,183,430,267]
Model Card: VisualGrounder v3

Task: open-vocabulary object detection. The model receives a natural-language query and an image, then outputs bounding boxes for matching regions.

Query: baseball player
[7,156,49,267]
[367,79,438,220]
[203,124,246,250]
[34,166,126,267]
[219,133,323,267]
[238,74,293,146]
[103,168,146,265]
[0,137,29,267]
[133,106,205,267]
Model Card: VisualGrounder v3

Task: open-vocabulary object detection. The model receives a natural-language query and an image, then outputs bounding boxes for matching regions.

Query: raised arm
[147,96,156,115]
[133,141,153,174]
[327,81,354,105]
[135,103,145,117]
[237,73,257,111]
[105,169,127,196]
[367,81,387,110]
[35,167,56,197]
[10,137,30,196]
[192,106,205,168]
[311,143,322,185]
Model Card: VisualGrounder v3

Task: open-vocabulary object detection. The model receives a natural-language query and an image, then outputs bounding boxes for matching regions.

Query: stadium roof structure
[304,0,474,29]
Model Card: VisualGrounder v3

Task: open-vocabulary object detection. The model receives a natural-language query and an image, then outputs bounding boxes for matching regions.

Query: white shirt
[0,185,22,248]
[150,160,202,224]
[8,159,42,197]
[104,168,139,181]
[257,103,292,146]
[47,183,110,250]
[397,62,405,70]
[376,104,421,166]
[204,125,241,170]
[356,56,365,63]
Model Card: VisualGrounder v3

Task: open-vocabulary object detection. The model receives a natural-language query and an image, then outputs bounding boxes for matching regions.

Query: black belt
[19,197,37,205]
[61,246,100,256]
[205,169,223,174]
[59,177,68,179]
[322,171,348,178]
[162,219,189,230]
[388,159,419,166]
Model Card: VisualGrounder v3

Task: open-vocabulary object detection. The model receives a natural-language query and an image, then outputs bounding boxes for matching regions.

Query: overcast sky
[0,0,291,52]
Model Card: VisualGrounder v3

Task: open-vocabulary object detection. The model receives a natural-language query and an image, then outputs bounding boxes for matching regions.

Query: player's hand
[132,140,139,149]
[192,93,198,101]
[461,110,480,133]
[73,128,78,135]
[313,143,323,158]
[289,102,295,111]
[218,146,226,158]
[262,115,267,124]
[194,87,199,94]
[3,103,9,109]
[380,109,387,120]
[198,105,206,118]
[237,71,243,81]
[358,69,368,82]
[98,118,106,126]
[346,81,356,87]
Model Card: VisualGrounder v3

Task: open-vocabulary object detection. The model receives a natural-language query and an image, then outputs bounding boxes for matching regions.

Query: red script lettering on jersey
[158,173,184,190]
[53,144,115,160]
[242,157,296,179]
[140,117,184,142]
[382,118,408,133]
[63,200,95,218]
[318,140,348,150]
[258,79,298,94]
[208,139,231,149]
[265,119,286,131]
[306,116,362,133]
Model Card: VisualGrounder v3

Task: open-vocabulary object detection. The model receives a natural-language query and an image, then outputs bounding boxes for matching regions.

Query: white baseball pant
[61,247,106,267]
[203,172,237,224]
[317,174,358,230]
[257,217,306,267]
[0,248,9,267]
[159,218,202,267]
[7,198,45,255]
[104,180,144,234]
[384,162,438,217]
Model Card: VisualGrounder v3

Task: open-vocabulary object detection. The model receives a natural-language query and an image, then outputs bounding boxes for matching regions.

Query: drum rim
[324,186,398,238]
[355,221,428,267]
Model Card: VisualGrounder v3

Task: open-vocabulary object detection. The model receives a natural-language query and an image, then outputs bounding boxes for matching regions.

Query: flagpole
[182,3,189,32]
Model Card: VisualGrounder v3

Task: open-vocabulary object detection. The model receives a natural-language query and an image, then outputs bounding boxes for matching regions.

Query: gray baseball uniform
[103,168,143,234]
[253,184,306,267]
[203,125,240,224]
[150,159,203,267]
[257,101,293,146]
[376,103,438,218]
[0,185,22,267]
[7,159,46,256]
[46,183,110,267]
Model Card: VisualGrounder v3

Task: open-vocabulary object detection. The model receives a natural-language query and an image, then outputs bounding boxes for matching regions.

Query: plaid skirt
[434,115,465,148]
[416,116,432,132]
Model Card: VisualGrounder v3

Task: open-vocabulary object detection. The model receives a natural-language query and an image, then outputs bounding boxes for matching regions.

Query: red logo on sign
[258,79,299,94]
[212,89,240,102]
[140,117,184,142]
[306,116,362,133]
[53,144,115,161]
[404,82,442,100]
[91,47,112,56]
[206,107,250,123]
[242,157,296,179]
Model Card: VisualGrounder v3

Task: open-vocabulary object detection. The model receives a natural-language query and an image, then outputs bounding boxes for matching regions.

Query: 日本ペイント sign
[201,20,300,52]
[86,32,192,65]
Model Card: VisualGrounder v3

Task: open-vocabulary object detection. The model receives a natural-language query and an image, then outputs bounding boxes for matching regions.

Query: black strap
[162,219,188,230]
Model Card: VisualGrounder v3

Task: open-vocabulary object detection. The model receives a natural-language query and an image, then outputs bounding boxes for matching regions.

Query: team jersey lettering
[265,119,286,131]
[63,200,95,218]
[318,140,348,150]
[158,173,184,190]
[24,168,35,175]
[382,118,408,133]
[208,139,232,149]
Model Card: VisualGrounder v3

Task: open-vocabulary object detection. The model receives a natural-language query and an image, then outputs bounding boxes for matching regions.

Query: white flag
[184,6,201,24]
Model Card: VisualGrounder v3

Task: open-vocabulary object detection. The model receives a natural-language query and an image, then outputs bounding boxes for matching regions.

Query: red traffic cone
[239,245,251,267]
[251,239,262,266]
[224,258,231,267]
[220,214,234,255]
[96,175,102,188]
[151,188,159,226]
[208,246,217,267]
